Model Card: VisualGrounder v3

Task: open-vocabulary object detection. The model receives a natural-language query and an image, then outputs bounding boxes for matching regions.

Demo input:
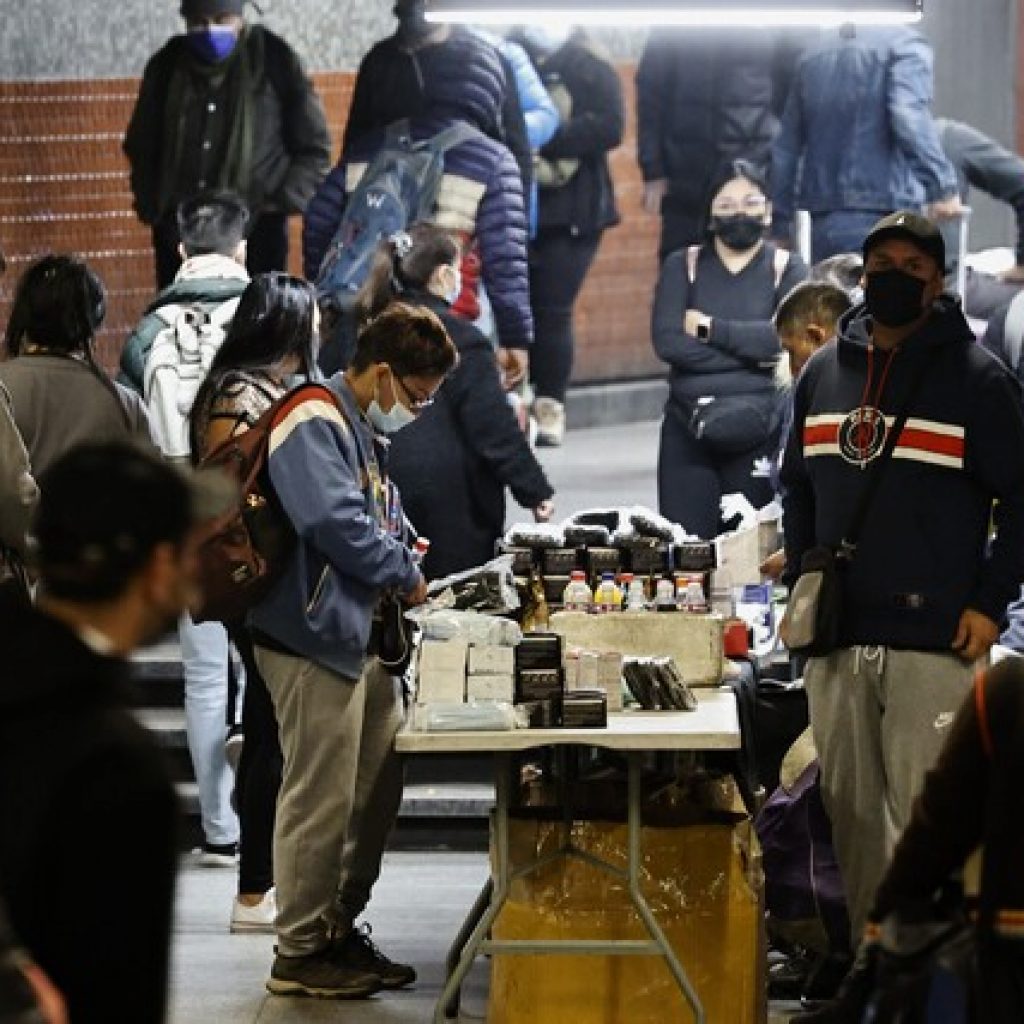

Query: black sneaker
[332,924,417,989]
[267,948,382,999]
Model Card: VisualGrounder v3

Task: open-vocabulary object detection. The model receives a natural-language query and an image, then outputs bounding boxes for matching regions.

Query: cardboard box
[418,639,468,675]
[466,673,515,703]
[416,640,468,704]
[490,810,764,1024]
[468,645,515,677]
[550,610,723,687]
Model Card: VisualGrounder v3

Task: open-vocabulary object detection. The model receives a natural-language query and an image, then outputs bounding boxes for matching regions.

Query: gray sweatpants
[255,648,404,957]
[805,647,974,942]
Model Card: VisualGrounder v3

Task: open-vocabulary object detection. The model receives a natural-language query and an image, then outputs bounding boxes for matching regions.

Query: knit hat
[180,0,244,18]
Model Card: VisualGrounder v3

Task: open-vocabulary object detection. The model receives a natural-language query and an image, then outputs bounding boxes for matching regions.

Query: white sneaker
[230,888,277,934]
[192,844,238,869]
[532,397,565,447]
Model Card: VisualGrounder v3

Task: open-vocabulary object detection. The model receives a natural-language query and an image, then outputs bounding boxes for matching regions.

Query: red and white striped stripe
[803,412,965,469]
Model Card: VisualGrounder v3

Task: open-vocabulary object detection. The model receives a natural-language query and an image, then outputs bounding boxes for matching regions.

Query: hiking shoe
[532,397,565,447]
[230,888,277,934]
[332,924,417,989]
[267,948,382,1000]
[194,842,238,868]
[767,948,814,1000]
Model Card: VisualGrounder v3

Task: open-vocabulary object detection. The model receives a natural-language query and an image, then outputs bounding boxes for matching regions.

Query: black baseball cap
[862,210,945,270]
[181,0,244,18]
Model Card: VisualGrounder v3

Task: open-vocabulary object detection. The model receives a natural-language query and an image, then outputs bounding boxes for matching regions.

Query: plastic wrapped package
[563,523,612,547]
[622,657,698,711]
[426,555,520,613]
[410,701,526,732]
[504,523,566,549]
[410,609,523,647]
[489,812,764,1023]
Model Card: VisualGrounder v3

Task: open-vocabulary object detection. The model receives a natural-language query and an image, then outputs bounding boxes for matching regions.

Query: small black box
[498,544,537,576]
[674,542,717,572]
[561,690,608,728]
[543,574,571,606]
[543,547,580,575]
[585,547,621,578]
[518,698,562,728]
[623,540,671,575]
[516,668,564,703]
[515,633,564,671]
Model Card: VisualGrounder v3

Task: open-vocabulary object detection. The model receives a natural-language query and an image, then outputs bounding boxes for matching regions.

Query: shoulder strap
[423,122,478,156]
[686,245,700,286]
[1002,291,1024,373]
[840,352,936,558]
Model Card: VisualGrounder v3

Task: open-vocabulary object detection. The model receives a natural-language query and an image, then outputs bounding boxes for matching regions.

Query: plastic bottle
[594,571,623,613]
[655,577,677,612]
[622,573,647,612]
[562,570,593,612]
[411,537,431,565]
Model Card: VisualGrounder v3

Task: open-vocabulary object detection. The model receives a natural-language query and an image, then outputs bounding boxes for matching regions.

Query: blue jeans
[179,614,241,847]
[811,210,889,263]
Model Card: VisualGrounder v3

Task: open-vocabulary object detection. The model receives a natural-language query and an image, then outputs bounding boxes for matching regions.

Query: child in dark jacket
[358,225,555,579]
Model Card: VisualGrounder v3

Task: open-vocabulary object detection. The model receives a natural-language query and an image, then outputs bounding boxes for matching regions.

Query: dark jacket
[342,27,532,197]
[0,592,178,1024]
[652,242,808,408]
[772,26,957,234]
[304,113,532,350]
[388,294,554,580]
[124,25,331,226]
[637,29,795,212]
[937,117,1024,273]
[526,37,624,236]
[781,298,1024,649]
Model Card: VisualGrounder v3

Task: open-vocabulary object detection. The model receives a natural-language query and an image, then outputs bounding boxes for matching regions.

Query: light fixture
[424,0,922,27]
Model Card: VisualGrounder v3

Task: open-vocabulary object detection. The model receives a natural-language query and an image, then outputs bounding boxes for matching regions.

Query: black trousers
[229,626,283,896]
[657,401,778,540]
[152,211,289,289]
[528,229,602,404]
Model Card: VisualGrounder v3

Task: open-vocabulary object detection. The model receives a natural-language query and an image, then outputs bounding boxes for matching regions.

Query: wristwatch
[696,317,712,342]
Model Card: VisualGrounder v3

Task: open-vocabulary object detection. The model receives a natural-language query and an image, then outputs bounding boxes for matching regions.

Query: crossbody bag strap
[839,351,937,560]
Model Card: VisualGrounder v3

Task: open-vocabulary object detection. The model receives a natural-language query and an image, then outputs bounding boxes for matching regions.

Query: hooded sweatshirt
[0,592,178,1024]
[781,296,1024,650]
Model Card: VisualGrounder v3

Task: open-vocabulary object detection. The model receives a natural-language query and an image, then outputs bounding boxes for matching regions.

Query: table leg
[625,752,706,1024]
[443,877,493,1020]
[434,752,512,1024]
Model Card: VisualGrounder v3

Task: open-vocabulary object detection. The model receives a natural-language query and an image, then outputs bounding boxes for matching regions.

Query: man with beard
[0,443,221,1023]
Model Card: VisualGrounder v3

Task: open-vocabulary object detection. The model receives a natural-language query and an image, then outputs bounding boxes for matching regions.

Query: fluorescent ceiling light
[425,0,922,27]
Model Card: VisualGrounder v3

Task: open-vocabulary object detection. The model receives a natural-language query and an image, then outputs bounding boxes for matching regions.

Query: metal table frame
[396,693,741,1024]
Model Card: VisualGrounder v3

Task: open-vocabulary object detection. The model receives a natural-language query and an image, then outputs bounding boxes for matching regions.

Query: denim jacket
[772,27,957,233]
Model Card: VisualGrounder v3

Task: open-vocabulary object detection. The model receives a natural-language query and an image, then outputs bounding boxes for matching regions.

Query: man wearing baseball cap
[0,442,231,1023]
[780,211,1024,986]
[124,0,330,288]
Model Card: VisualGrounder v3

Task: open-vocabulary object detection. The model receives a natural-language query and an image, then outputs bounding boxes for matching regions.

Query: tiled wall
[0,68,663,384]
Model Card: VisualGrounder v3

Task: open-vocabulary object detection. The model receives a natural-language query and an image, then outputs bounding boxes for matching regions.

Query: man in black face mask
[779,211,1024,975]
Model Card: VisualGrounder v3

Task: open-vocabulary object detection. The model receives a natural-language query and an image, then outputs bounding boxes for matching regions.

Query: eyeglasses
[711,194,768,217]
[393,373,438,412]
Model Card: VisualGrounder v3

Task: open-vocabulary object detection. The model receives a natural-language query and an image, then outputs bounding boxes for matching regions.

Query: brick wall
[0,68,663,384]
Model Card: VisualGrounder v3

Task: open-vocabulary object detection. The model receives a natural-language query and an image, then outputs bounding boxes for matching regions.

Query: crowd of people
[5,0,1024,1020]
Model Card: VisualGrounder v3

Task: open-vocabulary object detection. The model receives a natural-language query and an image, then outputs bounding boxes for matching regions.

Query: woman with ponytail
[361,224,554,580]
[1,255,152,480]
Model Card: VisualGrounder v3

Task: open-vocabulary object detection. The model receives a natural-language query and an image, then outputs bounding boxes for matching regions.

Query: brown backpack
[191,382,343,624]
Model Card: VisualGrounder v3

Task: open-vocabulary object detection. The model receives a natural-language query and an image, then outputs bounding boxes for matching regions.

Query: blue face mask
[367,371,416,435]
[187,25,239,64]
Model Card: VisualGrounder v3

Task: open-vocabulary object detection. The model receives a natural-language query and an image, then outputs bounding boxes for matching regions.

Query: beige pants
[255,648,404,957]
[805,647,974,942]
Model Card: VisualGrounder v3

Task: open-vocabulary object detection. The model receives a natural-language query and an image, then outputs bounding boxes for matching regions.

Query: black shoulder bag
[783,354,934,658]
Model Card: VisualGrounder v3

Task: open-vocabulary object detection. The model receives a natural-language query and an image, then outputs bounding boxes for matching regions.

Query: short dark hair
[351,302,458,379]
[705,158,770,220]
[775,282,852,336]
[177,191,250,258]
[809,253,864,296]
[34,443,194,602]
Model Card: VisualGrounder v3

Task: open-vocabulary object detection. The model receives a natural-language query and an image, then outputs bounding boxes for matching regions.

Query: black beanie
[181,0,244,18]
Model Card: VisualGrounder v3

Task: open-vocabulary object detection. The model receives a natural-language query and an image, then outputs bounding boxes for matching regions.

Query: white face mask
[443,264,462,305]
[367,370,417,435]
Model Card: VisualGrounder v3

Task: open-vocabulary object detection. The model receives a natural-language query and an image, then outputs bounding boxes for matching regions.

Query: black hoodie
[781,296,1024,650]
[0,592,178,1024]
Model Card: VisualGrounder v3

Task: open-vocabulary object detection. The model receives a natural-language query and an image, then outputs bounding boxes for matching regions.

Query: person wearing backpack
[189,273,319,934]
[303,32,532,383]
[653,159,808,538]
[246,305,455,1000]
[120,191,250,405]
[123,0,331,289]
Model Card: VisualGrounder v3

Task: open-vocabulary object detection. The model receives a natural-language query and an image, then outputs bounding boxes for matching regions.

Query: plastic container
[622,573,647,612]
[412,537,431,564]
[594,572,623,613]
[562,571,593,612]
[655,577,677,612]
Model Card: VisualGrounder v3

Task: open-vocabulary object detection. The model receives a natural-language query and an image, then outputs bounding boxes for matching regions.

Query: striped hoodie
[781,296,1024,651]
[249,375,419,679]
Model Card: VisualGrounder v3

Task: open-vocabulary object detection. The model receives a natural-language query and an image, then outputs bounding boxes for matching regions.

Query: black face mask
[865,269,928,328]
[710,214,766,252]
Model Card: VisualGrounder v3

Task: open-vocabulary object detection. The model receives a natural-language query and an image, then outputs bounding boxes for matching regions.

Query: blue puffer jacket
[303,112,532,350]
[772,26,957,234]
